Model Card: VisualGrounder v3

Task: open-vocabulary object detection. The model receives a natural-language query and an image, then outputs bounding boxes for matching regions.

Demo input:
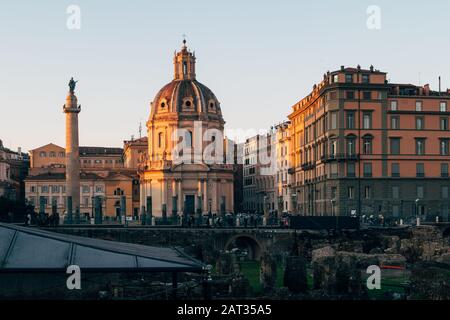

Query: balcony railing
[321,153,359,163]
[301,162,316,170]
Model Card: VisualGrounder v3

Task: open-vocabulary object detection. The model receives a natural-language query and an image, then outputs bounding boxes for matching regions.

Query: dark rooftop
[79,146,123,156]
[25,172,102,181]
[0,223,205,273]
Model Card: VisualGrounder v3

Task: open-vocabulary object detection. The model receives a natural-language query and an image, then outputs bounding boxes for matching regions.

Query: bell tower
[173,39,196,80]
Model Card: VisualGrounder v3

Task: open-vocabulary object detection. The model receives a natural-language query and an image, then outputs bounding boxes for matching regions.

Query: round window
[185,101,191,107]
[160,102,165,108]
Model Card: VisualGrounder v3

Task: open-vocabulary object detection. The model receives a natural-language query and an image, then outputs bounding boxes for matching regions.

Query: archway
[225,235,262,261]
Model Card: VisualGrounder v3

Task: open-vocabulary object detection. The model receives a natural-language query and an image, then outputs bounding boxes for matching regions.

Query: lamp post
[90,196,95,224]
[331,198,336,216]
[415,198,420,226]
[263,195,268,222]
[331,198,337,230]
[208,199,212,217]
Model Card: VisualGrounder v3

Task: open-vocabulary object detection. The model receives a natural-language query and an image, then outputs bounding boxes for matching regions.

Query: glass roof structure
[0,223,205,273]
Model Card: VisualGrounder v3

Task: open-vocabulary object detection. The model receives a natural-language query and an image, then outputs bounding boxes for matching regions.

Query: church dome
[149,41,223,124]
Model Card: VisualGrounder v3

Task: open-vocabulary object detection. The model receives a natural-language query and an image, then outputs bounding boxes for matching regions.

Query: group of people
[176,212,289,228]
[23,209,60,227]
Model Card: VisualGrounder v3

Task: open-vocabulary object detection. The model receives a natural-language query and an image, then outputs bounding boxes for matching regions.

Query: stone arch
[225,234,263,261]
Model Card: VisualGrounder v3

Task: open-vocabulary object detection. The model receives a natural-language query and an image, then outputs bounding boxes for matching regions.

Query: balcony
[321,153,359,163]
[338,153,359,161]
[301,162,316,170]
[287,167,295,175]
[321,154,336,163]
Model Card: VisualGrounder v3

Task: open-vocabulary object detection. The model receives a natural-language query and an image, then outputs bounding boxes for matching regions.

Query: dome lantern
[173,40,196,80]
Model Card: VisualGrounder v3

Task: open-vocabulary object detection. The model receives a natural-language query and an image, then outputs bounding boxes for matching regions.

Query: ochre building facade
[288,66,450,221]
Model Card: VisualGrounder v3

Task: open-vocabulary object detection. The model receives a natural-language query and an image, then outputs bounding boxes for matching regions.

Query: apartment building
[288,65,450,221]
[243,133,276,214]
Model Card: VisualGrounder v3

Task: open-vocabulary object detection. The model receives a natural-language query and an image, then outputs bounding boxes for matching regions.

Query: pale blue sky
[0,0,449,152]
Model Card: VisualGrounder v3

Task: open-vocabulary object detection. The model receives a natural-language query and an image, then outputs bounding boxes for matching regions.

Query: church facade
[139,41,234,220]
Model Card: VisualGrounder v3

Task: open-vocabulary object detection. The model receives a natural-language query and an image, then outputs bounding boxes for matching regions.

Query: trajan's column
[63,78,81,222]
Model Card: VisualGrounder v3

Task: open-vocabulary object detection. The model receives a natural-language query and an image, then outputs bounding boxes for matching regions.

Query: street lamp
[415,198,420,226]
[263,194,268,213]
[208,199,212,217]
[331,198,336,216]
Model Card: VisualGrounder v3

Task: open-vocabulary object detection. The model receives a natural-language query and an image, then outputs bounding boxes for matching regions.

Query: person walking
[25,213,31,226]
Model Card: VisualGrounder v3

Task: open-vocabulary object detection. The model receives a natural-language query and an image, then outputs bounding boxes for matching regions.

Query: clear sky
[1,0,449,152]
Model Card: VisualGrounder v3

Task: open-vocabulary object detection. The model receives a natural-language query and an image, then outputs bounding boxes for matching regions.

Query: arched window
[183,61,187,75]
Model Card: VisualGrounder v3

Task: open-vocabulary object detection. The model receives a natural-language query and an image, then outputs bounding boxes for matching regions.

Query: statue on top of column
[69,77,78,94]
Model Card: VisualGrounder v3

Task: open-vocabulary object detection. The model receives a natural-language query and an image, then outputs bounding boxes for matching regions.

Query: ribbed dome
[149,41,224,124]
[151,79,222,115]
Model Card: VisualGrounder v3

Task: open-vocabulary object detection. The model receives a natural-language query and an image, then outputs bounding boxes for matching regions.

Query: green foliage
[240,261,284,295]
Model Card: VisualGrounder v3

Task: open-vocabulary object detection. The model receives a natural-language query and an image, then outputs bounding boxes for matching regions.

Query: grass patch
[239,260,285,294]
[363,269,410,300]
[239,262,410,299]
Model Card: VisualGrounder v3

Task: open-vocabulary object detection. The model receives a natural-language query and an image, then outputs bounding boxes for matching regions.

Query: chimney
[423,84,430,96]
[439,76,441,95]
[340,65,345,71]
[18,147,21,155]
[370,65,374,72]
[357,64,361,71]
